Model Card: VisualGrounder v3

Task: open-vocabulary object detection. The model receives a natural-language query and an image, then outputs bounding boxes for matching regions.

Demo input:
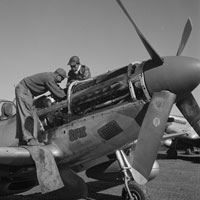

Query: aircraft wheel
[121,181,147,200]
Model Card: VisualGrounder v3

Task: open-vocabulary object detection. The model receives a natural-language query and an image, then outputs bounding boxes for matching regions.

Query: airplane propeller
[132,91,176,184]
[176,18,192,56]
[176,93,200,137]
[116,0,200,184]
[116,0,163,66]
[174,18,200,136]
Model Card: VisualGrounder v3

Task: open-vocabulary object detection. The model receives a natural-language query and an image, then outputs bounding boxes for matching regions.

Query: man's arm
[67,70,74,84]
[46,81,66,100]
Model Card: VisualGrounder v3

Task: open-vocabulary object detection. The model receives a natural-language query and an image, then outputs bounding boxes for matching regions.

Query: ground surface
[1,150,200,200]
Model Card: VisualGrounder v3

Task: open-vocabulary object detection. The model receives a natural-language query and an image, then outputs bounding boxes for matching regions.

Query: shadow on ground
[157,150,200,163]
[0,180,122,200]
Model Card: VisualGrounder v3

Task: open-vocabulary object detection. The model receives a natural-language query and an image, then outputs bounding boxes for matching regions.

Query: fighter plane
[164,115,200,158]
[0,0,200,199]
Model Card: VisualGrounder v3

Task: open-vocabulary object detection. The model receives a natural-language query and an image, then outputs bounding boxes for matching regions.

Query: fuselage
[0,100,146,166]
[46,101,145,166]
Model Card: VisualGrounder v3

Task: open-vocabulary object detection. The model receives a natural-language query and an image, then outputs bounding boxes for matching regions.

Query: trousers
[15,81,40,142]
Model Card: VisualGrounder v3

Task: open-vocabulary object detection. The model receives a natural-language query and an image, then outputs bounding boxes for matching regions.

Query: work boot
[27,138,44,146]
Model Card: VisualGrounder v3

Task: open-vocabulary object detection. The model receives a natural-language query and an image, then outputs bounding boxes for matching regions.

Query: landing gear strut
[115,150,147,200]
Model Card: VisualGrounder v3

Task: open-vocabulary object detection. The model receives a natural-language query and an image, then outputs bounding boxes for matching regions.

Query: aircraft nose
[144,56,200,96]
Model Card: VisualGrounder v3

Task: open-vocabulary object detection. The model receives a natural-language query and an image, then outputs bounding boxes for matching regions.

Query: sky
[0,0,199,115]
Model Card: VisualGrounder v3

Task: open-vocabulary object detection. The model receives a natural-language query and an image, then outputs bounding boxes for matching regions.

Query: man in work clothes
[67,56,91,85]
[15,68,67,146]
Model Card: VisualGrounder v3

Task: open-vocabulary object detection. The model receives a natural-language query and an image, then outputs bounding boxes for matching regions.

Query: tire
[121,181,148,200]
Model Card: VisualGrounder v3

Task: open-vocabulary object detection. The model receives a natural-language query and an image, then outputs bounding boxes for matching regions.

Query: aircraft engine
[37,64,142,129]
[69,66,135,115]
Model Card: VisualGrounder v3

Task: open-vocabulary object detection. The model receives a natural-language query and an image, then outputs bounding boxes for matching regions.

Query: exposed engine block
[36,63,147,130]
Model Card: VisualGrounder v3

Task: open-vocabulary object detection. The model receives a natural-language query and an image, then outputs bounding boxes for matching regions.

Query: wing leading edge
[0,144,63,166]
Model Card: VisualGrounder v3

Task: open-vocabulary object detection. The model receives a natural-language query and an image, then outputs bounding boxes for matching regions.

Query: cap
[54,68,67,79]
[68,56,80,66]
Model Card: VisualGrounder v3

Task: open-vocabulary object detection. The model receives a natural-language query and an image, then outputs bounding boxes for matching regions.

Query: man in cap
[15,68,67,146]
[67,56,91,85]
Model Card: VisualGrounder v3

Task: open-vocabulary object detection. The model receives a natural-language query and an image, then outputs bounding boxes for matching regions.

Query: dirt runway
[1,151,200,200]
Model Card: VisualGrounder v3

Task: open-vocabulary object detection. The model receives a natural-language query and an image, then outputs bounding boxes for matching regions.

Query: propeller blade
[176,18,192,56]
[116,0,163,66]
[176,93,200,136]
[132,91,176,184]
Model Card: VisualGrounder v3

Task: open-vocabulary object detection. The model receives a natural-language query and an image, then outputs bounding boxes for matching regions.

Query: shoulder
[44,72,56,83]
[68,69,74,76]
[45,72,55,79]
[37,72,53,77]
[81,65,89,69]
[27,72,50,80]
[81,65,90,71]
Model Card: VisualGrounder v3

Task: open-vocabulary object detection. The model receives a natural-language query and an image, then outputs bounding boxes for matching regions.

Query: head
[68,56,80,73]
[54,68,67,83]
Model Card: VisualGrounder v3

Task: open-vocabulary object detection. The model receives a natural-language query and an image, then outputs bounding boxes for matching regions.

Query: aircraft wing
[0,144,63,166]
[162,132,187,140]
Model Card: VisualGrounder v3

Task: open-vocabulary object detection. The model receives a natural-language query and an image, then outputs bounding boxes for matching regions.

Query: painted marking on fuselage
[153,117,160,127]
[69,126,87,142]
[154,97,165,110]
[98,120,123,140]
